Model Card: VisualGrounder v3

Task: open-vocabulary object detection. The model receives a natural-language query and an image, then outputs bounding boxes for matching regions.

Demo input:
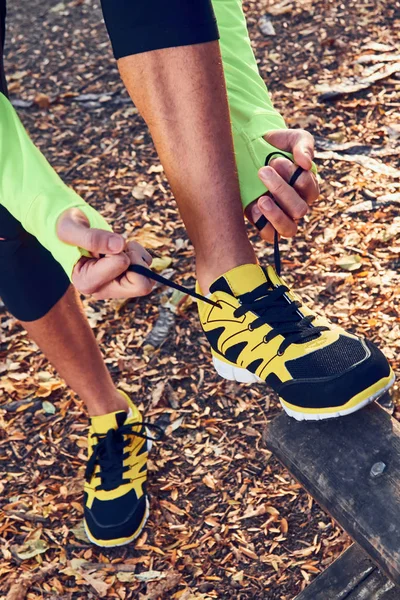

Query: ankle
[196,250,257,294]
[86,390,129,417]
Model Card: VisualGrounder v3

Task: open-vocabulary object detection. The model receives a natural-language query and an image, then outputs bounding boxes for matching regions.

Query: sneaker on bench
[198,264,394,421]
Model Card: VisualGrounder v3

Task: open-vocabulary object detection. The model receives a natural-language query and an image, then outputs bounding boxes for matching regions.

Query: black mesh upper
[286,335,367,379]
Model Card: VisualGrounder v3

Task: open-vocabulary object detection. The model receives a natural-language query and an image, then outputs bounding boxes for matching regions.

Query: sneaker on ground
[84,391,161,547]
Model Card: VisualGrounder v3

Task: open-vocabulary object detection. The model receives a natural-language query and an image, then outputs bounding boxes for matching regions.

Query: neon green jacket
[0,92,112,277]
[0,0,291,278]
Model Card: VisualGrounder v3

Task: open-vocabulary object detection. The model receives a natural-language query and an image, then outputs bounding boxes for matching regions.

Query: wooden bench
[295,543,397,600]
[266,401,400,599]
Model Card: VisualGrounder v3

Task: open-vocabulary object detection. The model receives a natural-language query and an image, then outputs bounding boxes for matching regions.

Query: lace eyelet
[248,323,254,331]
[263,335,269,344]
[277,349,284,357]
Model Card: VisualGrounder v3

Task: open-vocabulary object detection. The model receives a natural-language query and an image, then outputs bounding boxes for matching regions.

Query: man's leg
[20,287,128,417]
[119,42,256,294]
[0,204,151,545]
[122,41,258,291]
[100,0,256,293]
[0,206,127,416]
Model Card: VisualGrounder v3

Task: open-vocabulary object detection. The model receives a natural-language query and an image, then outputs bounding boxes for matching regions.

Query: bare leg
[118,42,257,293]
[20,285,128,416]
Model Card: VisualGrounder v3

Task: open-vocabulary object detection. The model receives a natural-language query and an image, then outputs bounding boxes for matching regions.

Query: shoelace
[234,281,328,355]
[85,421,163,492]
[128,159,327,354]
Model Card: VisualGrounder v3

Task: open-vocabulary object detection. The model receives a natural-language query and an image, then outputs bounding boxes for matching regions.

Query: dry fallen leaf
[13,539,49,561]
[336,255,363,271]
[152,256,173,272]
[34,92,51,109]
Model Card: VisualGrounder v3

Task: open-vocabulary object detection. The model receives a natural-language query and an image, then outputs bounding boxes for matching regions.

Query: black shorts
[100,0,219,59]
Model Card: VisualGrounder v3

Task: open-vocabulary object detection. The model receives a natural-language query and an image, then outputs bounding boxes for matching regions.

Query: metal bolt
[370,462,386,478]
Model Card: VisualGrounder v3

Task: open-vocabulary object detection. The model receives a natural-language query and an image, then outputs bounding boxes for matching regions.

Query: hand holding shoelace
[57,208,154,299]
[245,129,320,243]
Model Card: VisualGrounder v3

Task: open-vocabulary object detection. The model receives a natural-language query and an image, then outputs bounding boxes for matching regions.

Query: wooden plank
[295,544,398,600]
[267,403,400,585]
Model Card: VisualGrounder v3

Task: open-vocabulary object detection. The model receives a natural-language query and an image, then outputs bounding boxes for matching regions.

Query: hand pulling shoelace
[128,158,328,353]
[129,159,304,304]
[85,421,163,491]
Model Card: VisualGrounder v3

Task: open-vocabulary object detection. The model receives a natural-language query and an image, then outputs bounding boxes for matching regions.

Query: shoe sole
[212,355,396,421]
[212,355,263,384]
[84,429,153,548]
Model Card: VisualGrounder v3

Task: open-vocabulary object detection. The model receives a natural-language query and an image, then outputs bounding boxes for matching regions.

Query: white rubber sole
[212,355,263,383]
[84,428,153,548]
[212,355,396,422]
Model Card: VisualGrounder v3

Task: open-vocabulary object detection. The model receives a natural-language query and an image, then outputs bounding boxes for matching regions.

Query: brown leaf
[34,92,51,109]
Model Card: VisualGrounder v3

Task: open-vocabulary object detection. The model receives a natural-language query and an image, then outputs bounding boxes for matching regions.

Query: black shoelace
[85,421,163,492]
[234,281,328,355]
[128,157,327,355]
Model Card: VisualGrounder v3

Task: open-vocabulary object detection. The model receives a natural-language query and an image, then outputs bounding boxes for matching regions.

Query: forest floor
[0,0,399,598]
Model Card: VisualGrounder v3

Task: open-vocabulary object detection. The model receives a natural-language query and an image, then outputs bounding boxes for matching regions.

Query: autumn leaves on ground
[1,0,399,598]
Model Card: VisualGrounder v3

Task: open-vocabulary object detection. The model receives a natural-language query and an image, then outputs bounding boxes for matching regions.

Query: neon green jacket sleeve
[0,92,112,278]
[213,0,315,209]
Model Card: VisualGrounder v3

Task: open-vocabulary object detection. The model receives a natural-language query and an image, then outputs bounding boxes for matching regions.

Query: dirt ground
[0,0,399,598]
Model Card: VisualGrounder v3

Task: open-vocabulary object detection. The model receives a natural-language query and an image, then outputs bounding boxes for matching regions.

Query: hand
[57,208,154,299]
[245,129,320,242]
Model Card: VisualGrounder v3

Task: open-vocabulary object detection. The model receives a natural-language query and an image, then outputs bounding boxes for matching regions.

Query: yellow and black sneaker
[84,391,162,547]
[127,261,394,421]
[197,264,395,421]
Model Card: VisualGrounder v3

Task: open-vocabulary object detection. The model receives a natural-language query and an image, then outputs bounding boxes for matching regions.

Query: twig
[5,510,49,524]
[80,561,137,572]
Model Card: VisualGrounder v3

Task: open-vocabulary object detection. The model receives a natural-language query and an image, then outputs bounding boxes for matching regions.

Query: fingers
[72,254,131,295]
[72,241,155,300]
[248,129,319,241]
[57,208,125,256]
[264,129,315,171]
[125,241,153,267]
[91,249,154,299]
[259,166,309,220]
[91,270,154,300]
[268,157,319,205]
[254,195,297,240]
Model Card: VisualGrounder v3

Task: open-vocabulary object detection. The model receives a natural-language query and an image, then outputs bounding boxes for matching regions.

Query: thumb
[57,208,125,255]
[264,129,314,171]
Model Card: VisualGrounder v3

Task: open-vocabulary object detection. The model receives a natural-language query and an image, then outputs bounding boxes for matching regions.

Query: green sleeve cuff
[26,189,112,278]
[233,125,318,210]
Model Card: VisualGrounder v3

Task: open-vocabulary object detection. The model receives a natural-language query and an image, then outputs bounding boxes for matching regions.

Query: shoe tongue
[91,410,127,435]
[210,264,268,297]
